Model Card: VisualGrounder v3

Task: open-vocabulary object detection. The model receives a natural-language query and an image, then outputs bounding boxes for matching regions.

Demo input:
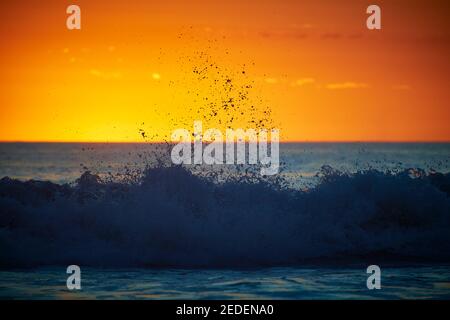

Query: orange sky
[0,0,449,142]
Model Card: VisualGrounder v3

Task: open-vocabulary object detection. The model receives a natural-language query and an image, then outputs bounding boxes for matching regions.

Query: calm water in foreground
[1,266,450,299]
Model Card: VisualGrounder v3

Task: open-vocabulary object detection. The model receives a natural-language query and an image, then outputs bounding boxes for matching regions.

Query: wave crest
[0,165,449,267]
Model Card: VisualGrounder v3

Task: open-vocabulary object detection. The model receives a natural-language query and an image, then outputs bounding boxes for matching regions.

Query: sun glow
[0,0,449,142]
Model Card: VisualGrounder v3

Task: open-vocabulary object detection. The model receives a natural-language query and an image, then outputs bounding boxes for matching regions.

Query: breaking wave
[0,165,449,268]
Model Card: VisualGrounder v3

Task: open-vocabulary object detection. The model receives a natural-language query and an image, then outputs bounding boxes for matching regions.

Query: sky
[0,0,449,142]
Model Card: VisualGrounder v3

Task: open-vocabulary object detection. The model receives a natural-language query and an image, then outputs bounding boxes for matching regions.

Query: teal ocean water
[1,266,450,299]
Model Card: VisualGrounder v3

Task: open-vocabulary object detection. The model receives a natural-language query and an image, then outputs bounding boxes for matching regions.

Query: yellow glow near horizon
[1,0,449,142]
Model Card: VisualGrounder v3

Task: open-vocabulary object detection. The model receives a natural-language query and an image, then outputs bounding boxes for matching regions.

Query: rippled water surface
[1,267,450,299]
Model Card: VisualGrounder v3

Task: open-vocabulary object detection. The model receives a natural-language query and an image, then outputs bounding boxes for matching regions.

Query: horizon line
[0,140,449,144]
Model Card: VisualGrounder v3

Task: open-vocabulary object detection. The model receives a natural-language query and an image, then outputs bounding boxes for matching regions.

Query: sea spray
[0,165,449,268]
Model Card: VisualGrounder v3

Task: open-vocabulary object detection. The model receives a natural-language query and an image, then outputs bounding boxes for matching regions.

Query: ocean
[1,142,449,185]
[1,266,450,299]
[0,142,449,299]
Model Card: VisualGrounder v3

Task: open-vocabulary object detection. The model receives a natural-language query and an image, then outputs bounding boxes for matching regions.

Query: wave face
[0,166,449,268]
